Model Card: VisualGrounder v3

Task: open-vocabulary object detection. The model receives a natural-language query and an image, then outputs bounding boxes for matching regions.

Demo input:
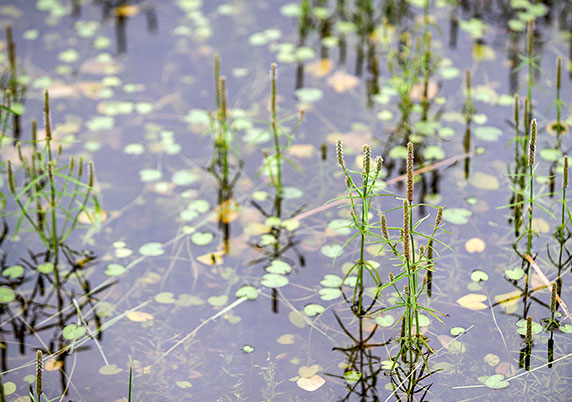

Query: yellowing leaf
[299,365,319,378]
[45,358,63,371]
[456,293,488,310]
[288,144,315,158]
[277,334,295,345]
[116,5,139,17]
[409,80,438,101]
[197,251,224,266]
[126,311,154,322]
[297,374,325,392]
[244,222,271,236]
[531,218,550,233]
[78,208,107,224]
[326,71,360,93]
[465,237,485,253]
[306,59,333,78]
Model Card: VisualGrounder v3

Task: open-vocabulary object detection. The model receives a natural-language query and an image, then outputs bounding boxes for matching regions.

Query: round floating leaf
[450,327,466,336]
[344,370,361,383]
[471,270,489,282]
[280,3,300,17]
[516,319,543,335]
[304,304,325,317]
[3,265,24,279]
[176,380,192,389]
[242,345,254,353]
[126,311,154,322]
[295,88,323,103]
[235,285,258,300]
[266,260,292,274]
[297,374,325,392]
[2,382,15,395]
[261,273,289,288]
[439,66,460,79]
[321,244,343,258]
[282,187,304,199]
[0,287,15,303]
[139,169,162,182]
[465,237,486,253]
[423,145,445,160]
[99,364,123,375]
[443,208,472,225]
[504,267,524,281]
[138,242,165,256]
[327,219,352,235]
[281,219,300,231]
[191,232,214,246]
[172,170,198,186]
[418,314,431,327]
[474,126,502,142]
[37,262,54,275]
[389,145,408,159]
[319,288,342,301]
[470,172,499,190]
[457,293,487,310]
[560,324,572,333]
[208,295,228,307]
[376,110,393,121]
[375,315,395,327]
[484,353,500,367]
[63,324,87,340]
[320,274,343,288]
[105,263,126,277]
[483,374,509,389]
[124,143,144,155]
[155,292,175,304]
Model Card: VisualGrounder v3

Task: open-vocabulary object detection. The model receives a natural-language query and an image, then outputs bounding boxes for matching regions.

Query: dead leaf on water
[297,374,325,392]
[326,71,360,93]
[456,293,488,310]
[409,80,438,101]
[288,144,315,158]
[531,218,550,233]
[465,237,485,253]
[45,358,63,371]
[78,209,108,224]
[306,59,333,78]
[197,251,224,266]
[126,311,154,322]
[115,5,139,17]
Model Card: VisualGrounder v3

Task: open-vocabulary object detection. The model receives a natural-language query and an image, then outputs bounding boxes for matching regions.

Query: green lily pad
[423,145,445,160]
[155,292,175,304]
[474,126,502,142]
[208,295,228,307]
[139,169,162,182]
[320,274,343,288]
[176,380,192,389]
[138,242,165,256]
[261,273,289,288]
[304,304,325,317]
[3,265,24,279]
[191,232,214,246]
[375,315,395,327]
[327,219,352,235]
[37,262,54,274]
[63,324,87,340]
[295,88,323,103]
[505,267,524,281]
[483,374,509,389]
[235,285,258,300]
[443,208,472,225]
[266,260,292,274]
[105,264,126,277]
[516,319,543,335]
[321,244,343,258]
[344,370,361,382]
[471,270,489,282]
[172,170,198,186]
[450,327,466,336]
[418,314,431,327]
[319,288,342,301]
[0,287,15,303]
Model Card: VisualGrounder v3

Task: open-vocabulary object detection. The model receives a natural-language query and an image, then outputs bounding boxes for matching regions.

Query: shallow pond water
[0,0,571,401]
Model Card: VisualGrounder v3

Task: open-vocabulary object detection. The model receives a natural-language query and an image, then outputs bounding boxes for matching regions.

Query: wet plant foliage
[0,0,571,400]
